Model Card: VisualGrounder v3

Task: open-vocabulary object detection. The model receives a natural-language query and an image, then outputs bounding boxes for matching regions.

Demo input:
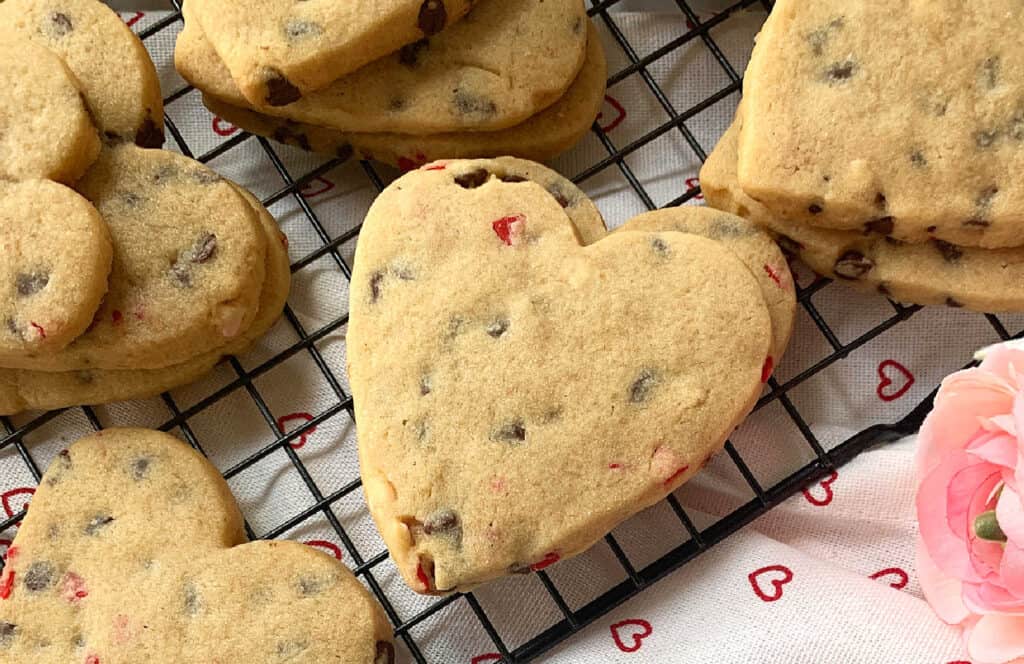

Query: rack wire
[1,1,1022,662]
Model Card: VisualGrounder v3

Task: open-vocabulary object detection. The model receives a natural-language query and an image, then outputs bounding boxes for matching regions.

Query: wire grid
[1,1,1022,662]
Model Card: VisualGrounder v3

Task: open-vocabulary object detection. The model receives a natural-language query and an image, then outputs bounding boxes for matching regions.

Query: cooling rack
[1,1,1022,662]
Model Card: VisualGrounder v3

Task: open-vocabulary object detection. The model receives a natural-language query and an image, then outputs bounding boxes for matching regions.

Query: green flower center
[974,509,1008,543]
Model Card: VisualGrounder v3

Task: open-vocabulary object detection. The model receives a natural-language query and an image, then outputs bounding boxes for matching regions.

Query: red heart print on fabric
[211,116,239,137]
[598,95,627,132]
[304,540,343,561]
[610,618,652,653]
[471,655,502,664]
[1,488,34,525]
[276,412,317,449]
[748,565,793,602]
[300,176,336,198]
[869,567,909,590]
[802,471,838,507]
[876,359,915,402]
[123,11,144,27]
[684,177,704,201]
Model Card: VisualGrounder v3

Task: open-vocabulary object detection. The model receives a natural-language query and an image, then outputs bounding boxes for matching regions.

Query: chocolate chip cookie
[0,428,394,662]
[188,0,475,106]
[177,0,588,135]
[705,114,1024,312]
[739,0,1024,248]
[201,20,606,170]
[0,145,267,372]
[349,160,773,593]
[0,34,100,183]
[0,184,291,415]
[0,0,165,147]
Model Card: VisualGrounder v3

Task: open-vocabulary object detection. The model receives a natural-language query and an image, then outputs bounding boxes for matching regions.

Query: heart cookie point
[349,159,786,593]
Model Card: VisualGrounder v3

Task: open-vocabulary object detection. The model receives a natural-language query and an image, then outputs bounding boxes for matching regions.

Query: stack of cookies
[700,0,1024,313]
[175,0,606,169]
[0,0,289,415]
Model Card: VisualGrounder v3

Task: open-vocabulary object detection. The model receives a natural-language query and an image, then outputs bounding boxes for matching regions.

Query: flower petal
[949,464,1002,541]
[968,613,1024,662]
[916,539,971,624]
[969,431,1020,469]
[918,451,984,582]
[1003,542,1024,600]
[999,489,1024,544]
[964,581,1024,614]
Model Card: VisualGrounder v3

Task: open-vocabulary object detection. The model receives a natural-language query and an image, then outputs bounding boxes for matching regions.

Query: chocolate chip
[808,203,823,215]
[977,186,999,209]
[963,218,991,228]
[877,283,891,296]
[833,251,874,279]
[650,237,671,258]
[191,169,221,185]
[909,150,927,167]
[171,233,218,287]
[47,449,72,486]
[486,319,509,338]
[336,143,354,161]
[453,89,497,117]
[547,186,571,208]
[16,271,49,297]
[135,114,165,149]
[23,561,55,592]
[629,369,658,403]
[863,217,894,235]
[873,192,887,209]
[455,168,490,189]
[271,123,312,151]
[375,641,396,664]
[84,514,114,536]
[48,12,73,36]
[1011,108,1024,141]
[932,239,963,263]
[130,456,152,480]
[284,19,320,39]
[369,271,385,303]
[806,16,844,55]
[824,60,856,82]
[4,317,19,339]
[572,16,583,34]
[493,419,526,443]
[0,622,15,648]
[946,297,964,308]
[975,129,999,148]
[498,174,527,183]
[119,190,142,207]
[264,69,301,106]
[150,163,178,185]
[399,38,429,67]
[418,0,447,35]
[883,236,905,246]
[297,576,325,596]
[926,225,938,233]
[277,640,308,658]
[419,375,432,396]
[184,583,200,616]
[191,234,217,263]
[776,235,803,256]
[423,509,462,545]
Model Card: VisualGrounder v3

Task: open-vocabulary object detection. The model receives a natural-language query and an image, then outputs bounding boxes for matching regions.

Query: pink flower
[916,344,1024,663]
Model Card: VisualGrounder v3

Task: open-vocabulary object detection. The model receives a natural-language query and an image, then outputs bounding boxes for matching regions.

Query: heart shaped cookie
[348,160,779,593]
[0,428,393,662]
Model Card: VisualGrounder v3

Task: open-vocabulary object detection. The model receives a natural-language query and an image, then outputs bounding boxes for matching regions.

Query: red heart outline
[869,567,909,590]
[471,655,502,664]
[211,117,239,137]
[304,540,343,561]
[124,11,144,27]
[876,359,914,402]
[610,618,652,653]
[801,471,838,507]
[748,565,793,602]
[597,95,627,132]
[300,176,335,198]
[1,487,34,524]
[276,412,316,449]
[684,177,704,201]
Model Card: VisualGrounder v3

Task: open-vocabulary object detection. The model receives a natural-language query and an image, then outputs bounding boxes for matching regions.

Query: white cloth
[0,6,1020,663]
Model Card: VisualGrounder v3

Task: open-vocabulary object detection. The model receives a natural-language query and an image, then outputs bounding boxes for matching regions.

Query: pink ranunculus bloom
[916,344,1024,663]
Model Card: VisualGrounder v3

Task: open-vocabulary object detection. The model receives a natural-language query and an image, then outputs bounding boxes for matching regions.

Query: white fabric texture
[0,5,1019,663]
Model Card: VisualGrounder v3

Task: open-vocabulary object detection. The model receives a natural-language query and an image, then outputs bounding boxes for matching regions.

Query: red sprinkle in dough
[761,356,775,383]
[415,562,432,590]
[111,310,124,326]
[0,570,15,600]
[30,322,46,339]
[608,463,623,470]
[763,263,783,288]
[5,546,18,563]
[492,214,525,246]
[529,552,560,572]
[61,571,89,603]
[85,655,101,664]
[663,465,690,487]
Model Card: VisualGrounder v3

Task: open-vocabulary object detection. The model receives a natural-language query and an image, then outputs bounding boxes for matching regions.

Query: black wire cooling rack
[2,1,1023,662]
